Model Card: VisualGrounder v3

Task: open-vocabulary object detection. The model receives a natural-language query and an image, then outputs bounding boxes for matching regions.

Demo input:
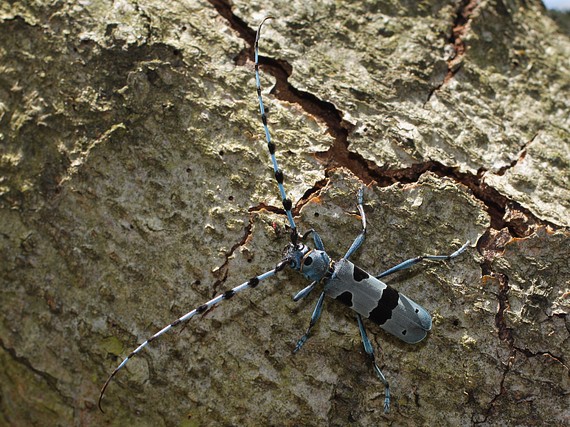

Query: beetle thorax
[284,244,331,282]
[299,249,331,282]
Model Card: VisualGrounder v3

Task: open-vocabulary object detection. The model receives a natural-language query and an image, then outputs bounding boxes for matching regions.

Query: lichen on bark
[0,1,568,426]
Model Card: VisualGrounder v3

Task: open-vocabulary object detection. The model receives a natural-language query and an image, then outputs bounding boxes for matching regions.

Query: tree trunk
[0,1,568,425]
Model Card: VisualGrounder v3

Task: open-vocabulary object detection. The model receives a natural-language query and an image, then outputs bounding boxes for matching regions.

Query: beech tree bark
[0,1,568,426]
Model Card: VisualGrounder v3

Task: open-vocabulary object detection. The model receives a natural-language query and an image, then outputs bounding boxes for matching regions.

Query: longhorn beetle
[98,17,470,414]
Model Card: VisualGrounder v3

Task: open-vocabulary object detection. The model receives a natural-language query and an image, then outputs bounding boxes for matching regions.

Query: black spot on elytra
[352,265,369,282]
[336,291,353,307]
[369,286,399,325]
[303,256,313,266]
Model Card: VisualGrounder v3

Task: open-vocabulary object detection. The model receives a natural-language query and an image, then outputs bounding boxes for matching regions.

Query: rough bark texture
[0,1,568,426]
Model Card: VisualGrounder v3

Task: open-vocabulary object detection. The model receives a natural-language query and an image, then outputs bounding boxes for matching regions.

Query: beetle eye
[303,256,313,266]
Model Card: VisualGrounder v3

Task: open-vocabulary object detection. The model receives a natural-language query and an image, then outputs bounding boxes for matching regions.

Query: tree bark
[0,1,568,425]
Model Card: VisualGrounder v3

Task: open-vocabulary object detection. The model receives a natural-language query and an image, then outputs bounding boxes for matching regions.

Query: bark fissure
[208,2,557,242]
[211,215,254,295]
[495,132,538,176]
[514,347,568,371]
[475,352,514,424]
[428,0,480,102]
[495,273,514,345]
[0,338,69,404]
[446,0,480,81]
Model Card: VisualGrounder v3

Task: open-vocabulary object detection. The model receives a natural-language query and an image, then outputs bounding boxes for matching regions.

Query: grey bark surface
[0,1,568,426]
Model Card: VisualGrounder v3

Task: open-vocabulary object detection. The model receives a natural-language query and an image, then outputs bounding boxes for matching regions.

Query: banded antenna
[254,17,299,243]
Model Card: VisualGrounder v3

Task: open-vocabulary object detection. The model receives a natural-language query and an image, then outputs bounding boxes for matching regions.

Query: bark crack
[472,270,517,423]
[495,132,539,176]
[477,242,569,423]
[494,272,514,345]
[0,338,69,404]
[513,347,569,371]
[427,0,480,102]
[210,215,254,295]
[446,0,480,82]
[247,176,329,219]
[207,2,560,242]
[475,351,514,424]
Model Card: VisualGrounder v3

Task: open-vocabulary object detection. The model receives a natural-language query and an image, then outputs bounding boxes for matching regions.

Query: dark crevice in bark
[207,1,558,242]
[247,178,329,225]
[472,272,516,423]
[207,0,256,44]
[427,0,479,102]
[475,353,514,424]
[326,157,555,238]
[495,132,538,176]
[494,273,514,345]
[476,246,569,423]
[477,228,513,275]
[259,55,354,141]
[514,347,568,370]
[0,338,69,404]
[211,215,254,295]
[295,177,330,212]
[447,0,479,73]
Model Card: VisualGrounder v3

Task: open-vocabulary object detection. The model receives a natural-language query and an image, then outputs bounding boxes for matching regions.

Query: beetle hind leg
[357,314,391,414]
